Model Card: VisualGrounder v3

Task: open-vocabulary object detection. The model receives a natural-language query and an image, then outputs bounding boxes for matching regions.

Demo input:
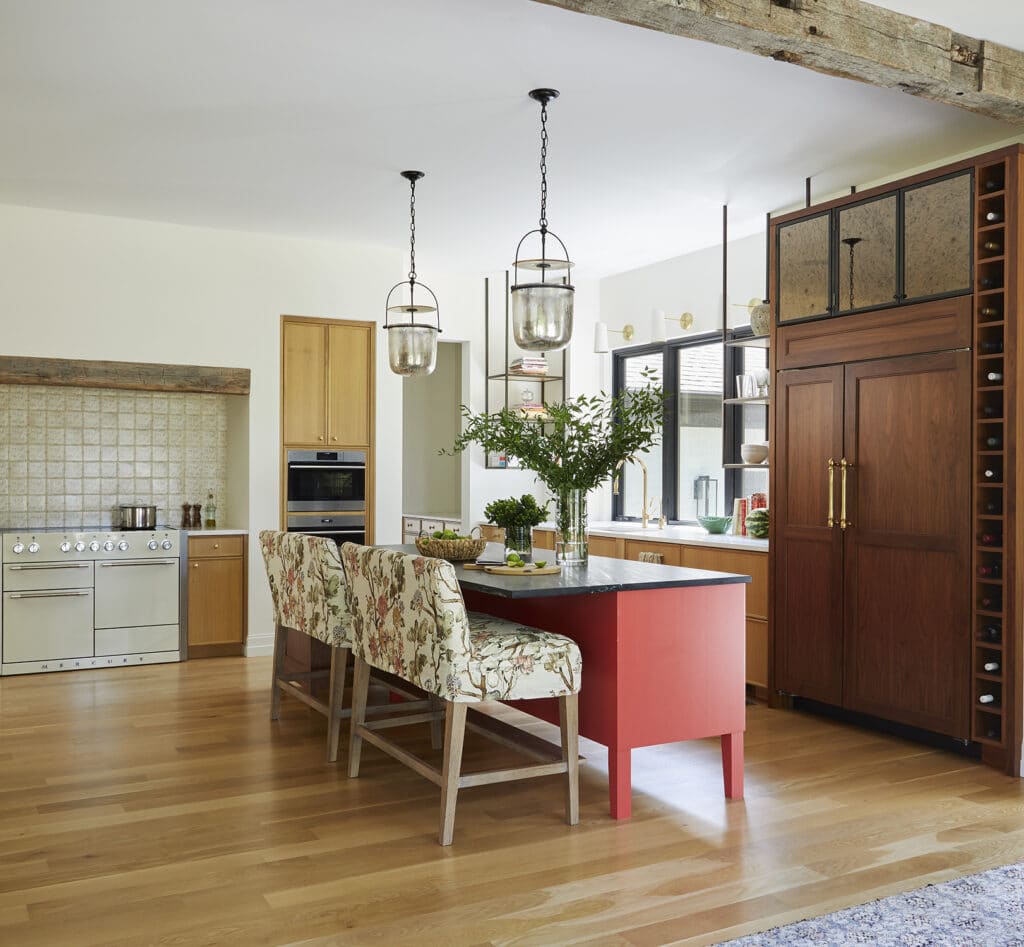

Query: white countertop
[182,528,248,536]
[536,521,768,552]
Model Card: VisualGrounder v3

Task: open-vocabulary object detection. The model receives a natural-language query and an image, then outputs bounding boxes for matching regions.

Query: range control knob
[103,540,115,552]
[147,539,159,551]
[11,541,24,554]
[28,542,39,554]
[60,541,72,553]
[161,539,173,550]
[89,541,100,552]
[118,540,129,552]
[74,541,86,552]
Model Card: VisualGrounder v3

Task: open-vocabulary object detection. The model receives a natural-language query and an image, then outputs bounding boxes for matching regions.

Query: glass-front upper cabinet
[903,171,973,302]
[836,194,898,314]
[777,212,831,323]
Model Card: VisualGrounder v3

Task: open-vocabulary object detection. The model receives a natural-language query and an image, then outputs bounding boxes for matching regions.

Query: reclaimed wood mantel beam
[532,0,1024,124]
[0,355,251,395]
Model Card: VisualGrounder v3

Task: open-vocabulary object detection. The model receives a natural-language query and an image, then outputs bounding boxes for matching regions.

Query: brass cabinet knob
[213,543,219,549]
[192,563,198,568]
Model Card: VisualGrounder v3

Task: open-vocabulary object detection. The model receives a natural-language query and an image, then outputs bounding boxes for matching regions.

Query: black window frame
[611,330,752,524]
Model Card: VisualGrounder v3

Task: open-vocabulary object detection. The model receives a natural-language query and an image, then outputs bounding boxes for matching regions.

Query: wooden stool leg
[270,624,288,721]
[439,702,468,846]
[559,693,580,826]
[326,646,349,763]
[347,655,371,778]
[429,695,444,750]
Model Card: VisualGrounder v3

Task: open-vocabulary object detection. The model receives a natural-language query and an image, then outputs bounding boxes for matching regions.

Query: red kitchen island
[452,552,750,820]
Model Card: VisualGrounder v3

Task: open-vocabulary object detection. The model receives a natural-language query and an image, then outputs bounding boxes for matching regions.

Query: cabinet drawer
[681,546,767,618]
[421,519,445,535]
[623,540,681,566]
[443,519,463,533]
[588,535,623,559]
[403,517,420,535]
[189,535,245,559]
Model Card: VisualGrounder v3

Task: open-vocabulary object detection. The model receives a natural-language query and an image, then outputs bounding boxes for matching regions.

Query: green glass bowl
[697,515,733,534]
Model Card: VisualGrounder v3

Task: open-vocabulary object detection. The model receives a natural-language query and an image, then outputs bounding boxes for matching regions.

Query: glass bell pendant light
[384,170,441,376]
[511,88,574,352]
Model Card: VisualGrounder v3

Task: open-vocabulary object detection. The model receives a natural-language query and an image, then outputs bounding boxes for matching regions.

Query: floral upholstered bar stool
[259,531,352,761]
[340,543,582,846]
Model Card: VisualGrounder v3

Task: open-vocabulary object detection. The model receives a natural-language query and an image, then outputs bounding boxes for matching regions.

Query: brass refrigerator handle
[827,458,836,528]
[840,458,853,529]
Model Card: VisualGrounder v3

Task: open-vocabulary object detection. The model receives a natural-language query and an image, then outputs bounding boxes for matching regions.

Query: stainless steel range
[1,526,181,676]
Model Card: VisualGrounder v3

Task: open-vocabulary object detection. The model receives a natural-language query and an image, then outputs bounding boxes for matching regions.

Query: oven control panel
[1,528,179,562]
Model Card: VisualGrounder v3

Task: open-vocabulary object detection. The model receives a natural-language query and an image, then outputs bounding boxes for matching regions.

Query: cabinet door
[777,212,832,324]
[836,194,898,313]
[842,351,970,737]
[327,323,370,447]
[903,171,973,303]
[773,366,845,703]
[188,557,244,646]
[282,322,327,445]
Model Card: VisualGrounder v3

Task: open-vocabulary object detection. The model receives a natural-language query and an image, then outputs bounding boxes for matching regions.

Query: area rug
[720,862,1024,946]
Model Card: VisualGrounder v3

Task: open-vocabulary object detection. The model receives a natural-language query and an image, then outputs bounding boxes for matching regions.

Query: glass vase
[504,525,532,561]
[555,487,587,566]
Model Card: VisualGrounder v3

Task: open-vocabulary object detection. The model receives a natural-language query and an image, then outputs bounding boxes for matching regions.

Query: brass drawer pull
[827,458,836,528]
[840,458,853,530]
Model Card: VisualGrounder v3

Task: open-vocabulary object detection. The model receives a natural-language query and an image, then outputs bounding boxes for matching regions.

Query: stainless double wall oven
[286,449,366,545]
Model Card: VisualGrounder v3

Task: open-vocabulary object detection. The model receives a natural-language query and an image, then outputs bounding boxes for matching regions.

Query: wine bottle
[980,306,1000,318]
[985,435,1003,448]
[979,533,1002,546]
[980,340,1003,354]
[982,404,999,417]
[984,661,1001,673]
[986,371,1003,383]
[986,727,1001,741]
[983,468,1001,480]
[985,178,1002,192]
[978,563,1002,578]
[980,277,999,290]
[980,595,1001,609]
[978,693,996,705]
[984,240,1002,252]
[986,210,1004,223]
[981,624,1002,643]
[984,499,1002,514]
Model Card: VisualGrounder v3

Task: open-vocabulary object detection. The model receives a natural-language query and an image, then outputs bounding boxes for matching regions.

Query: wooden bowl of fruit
[415,528,487,561]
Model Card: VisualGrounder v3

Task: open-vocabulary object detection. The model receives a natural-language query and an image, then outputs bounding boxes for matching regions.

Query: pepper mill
[181,503,191,529]
[190,503,202,529]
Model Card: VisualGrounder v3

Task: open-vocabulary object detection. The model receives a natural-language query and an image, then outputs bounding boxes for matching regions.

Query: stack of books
[518,399,548,419]
[509,356,549,376]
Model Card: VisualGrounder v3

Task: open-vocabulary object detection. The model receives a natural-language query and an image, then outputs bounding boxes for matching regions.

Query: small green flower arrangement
[484,494,550,533]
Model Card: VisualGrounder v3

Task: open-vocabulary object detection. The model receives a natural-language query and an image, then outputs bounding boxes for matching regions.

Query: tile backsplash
[0,384,228,530]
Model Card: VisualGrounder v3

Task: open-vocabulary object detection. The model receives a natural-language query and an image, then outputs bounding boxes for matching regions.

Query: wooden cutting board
[482,564,561,576]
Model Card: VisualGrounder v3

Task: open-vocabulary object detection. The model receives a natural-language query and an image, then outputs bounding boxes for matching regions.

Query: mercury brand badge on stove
[1,527,182,676]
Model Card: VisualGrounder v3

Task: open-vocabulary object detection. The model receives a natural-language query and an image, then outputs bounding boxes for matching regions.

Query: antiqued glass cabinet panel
[836,194,898,313]
[903,171,973,302]
[777,213,831,323]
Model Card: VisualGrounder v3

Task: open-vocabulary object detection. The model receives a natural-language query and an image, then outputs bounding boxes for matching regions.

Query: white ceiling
[0,0,1020,277]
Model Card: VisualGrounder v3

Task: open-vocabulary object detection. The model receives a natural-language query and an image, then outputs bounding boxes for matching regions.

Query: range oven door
[287,449,366,512]
[2,588,95,663]
[287,514,365,546]
[94,558,180,629]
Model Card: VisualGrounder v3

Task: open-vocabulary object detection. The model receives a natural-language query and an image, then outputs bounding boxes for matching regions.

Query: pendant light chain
[408,176,417,282]
[539,98,549,234]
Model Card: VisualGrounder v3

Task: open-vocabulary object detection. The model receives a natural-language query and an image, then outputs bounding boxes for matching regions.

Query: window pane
[619,353,663,520]
[678,343,725,520]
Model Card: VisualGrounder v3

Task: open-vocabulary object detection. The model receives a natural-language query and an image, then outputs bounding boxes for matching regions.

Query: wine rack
[972,157,1011,749]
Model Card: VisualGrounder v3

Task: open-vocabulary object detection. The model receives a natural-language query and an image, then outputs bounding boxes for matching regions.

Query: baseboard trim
[245,634,275,657]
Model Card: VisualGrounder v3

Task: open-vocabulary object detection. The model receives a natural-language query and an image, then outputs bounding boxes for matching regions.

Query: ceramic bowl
[740,443,769,464]
[697,515,733,534]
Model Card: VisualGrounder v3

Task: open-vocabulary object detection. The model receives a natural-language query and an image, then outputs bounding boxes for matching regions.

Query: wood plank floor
[1,658,1023,946]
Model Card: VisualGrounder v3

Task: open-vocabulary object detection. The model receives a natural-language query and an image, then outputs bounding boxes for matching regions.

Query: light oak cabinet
[187,534,247,657]
[282,318,372,448]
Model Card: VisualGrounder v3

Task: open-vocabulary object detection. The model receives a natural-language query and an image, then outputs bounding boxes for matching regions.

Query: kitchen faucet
[613,455,650,528]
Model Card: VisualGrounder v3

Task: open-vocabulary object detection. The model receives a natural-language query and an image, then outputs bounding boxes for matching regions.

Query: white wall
[0,202,404,655]
[402,341,461,518]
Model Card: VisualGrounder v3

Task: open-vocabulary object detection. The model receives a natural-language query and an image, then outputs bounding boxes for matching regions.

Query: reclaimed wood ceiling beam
[531,0,1024,124]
